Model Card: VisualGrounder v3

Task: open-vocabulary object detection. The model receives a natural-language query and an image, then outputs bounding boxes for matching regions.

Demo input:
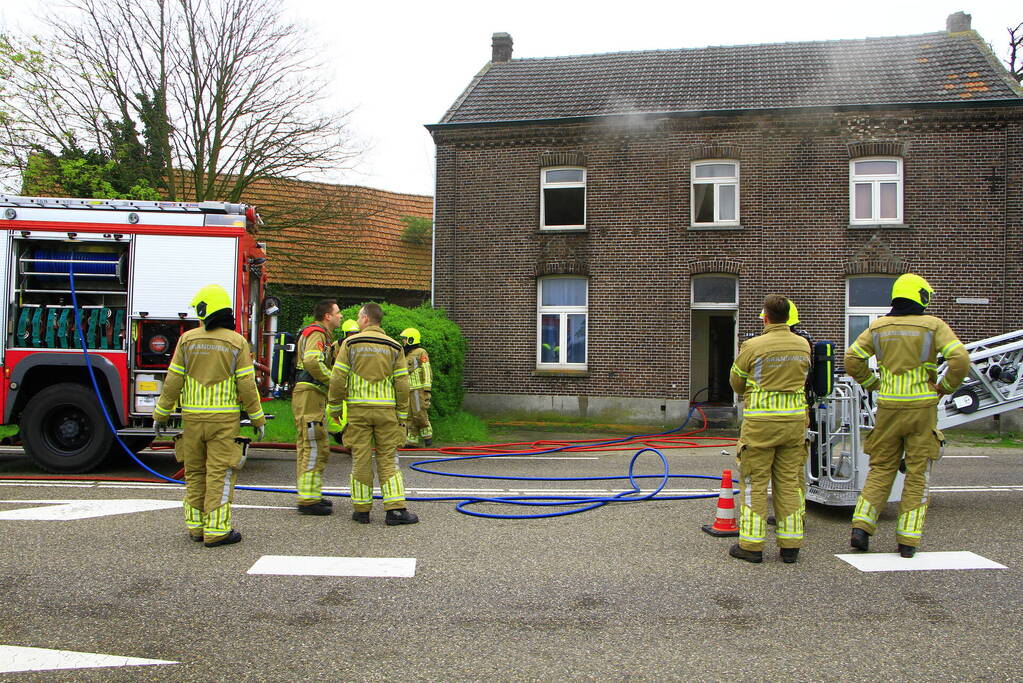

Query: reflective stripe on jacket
[295,323,332,393]
[730,323,811,421]
[155,325,265,424]
[845,314,969,408]
[327,325,410,419]
[406,346,432,390]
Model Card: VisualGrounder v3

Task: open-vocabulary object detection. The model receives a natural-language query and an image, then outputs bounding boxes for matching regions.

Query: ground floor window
[537,276,587,368]
[846,275,897,361]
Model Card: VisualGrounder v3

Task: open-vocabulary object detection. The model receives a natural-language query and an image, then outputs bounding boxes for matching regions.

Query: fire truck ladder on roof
[807,328,1023,507]
[0,194,246,214]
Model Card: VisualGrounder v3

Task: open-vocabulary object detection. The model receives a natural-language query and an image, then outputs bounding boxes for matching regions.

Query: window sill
[533,369,589,377]
[687,224,744,232]
[538,227,587,234]
[848,223,909,230]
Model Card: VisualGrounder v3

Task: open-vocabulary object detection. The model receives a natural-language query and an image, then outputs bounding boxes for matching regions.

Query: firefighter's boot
[205,529,242,547]
[728,543,763,564]
[352,511,370,524]
[385,508,419,526]
[297,499,333,516]
[851,528,870,551]
[898,543,917,558]
[423,438,433,447]
[780,547,799,563]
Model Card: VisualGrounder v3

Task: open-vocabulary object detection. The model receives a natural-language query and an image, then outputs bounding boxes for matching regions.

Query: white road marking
[836,551,1007,572]
[248,555,416,577]
[943,455,989,459]
[0,645,176,673]
[0,499,180,520]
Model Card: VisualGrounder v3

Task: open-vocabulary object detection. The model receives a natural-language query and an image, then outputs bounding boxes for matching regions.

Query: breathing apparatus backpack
[271,331,296,391]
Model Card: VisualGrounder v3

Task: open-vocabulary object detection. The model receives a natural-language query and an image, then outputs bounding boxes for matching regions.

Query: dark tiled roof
[439,31,1023,124]
[241,179,433,292]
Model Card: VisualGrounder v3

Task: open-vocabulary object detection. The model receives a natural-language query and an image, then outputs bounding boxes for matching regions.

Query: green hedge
[302,302,467,418]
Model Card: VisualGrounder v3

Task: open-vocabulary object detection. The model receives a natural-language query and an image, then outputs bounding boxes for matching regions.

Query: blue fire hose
[69,268,728,519]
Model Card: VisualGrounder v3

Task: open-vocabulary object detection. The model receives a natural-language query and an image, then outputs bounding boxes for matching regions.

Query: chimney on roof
[946,11,971,33]
[492,32,513,63]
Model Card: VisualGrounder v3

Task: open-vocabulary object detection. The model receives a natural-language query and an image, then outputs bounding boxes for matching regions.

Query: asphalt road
[0,438,1021,682]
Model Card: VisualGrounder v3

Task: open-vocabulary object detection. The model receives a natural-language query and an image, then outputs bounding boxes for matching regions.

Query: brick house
[240,178,433,332]
[427,12,1023,425]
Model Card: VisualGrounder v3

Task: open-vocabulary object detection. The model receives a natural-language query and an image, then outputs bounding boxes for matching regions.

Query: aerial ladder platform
[806,329,1023,506]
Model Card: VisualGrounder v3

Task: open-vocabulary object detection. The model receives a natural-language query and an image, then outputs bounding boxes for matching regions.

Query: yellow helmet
[759,299,799,326]
[891,273,933,307]
[400,327,421,345]
[190,284,232,319]
[341,319,359,334]
[786,300,800,326]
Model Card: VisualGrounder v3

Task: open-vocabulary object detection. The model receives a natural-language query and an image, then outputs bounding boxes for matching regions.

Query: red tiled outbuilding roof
[241,178,433,292]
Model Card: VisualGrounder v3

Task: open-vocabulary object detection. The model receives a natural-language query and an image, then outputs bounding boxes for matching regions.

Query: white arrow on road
[0,645,176,673]
[0,499,180,520]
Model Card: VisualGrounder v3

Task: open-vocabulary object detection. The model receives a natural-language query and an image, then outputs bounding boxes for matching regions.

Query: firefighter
[845,273,970,557]
[327,303,418,525]
[762,300,814,529]
[153,284,265,547]
[293,299,342,515]
[729,294,811,564]
[401,327,433,448]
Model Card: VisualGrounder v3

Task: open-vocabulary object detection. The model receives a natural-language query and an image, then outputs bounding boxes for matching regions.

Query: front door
[707,315,735,404]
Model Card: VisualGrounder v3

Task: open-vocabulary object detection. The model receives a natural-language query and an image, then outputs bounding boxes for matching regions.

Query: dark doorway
[707,315,735,404]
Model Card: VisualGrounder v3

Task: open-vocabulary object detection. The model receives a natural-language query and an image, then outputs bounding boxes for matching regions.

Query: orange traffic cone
[702,469,739,537]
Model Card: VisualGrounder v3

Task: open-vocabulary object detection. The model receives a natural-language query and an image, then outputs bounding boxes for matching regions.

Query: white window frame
[690,274,739,310]
[846,275,898,367]
[849,157,903,225]
[537,276,588,369]
[691,160,740,226]
[540,166,586,231]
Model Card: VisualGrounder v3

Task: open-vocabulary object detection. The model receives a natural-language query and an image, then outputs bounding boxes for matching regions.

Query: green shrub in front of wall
[308,302,466,418]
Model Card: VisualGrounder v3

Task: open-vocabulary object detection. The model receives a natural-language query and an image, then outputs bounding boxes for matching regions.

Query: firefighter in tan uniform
[401,327,434,448]
[293,299,342,515]
[845,274,969,557]
[729,294,811,564]
[154,284,265,547]
[327,303,419,525]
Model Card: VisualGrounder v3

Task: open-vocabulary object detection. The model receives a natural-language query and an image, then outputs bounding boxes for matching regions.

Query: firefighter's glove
[153,421,166,438]
[255,424,265,442]
[327,414,347,434]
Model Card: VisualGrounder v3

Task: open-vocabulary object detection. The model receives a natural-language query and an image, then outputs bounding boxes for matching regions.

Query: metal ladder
[807,328,1023,506]
[0,194,246,214]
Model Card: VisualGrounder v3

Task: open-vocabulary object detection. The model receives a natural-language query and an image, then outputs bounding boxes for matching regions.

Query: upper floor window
[541,167,585,230]
[850,158,902,224]
[537,276,587,368]
[691,161,739,226]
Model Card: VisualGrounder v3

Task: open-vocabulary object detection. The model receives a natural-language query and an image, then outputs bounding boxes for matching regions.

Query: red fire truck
[0,195,275,473]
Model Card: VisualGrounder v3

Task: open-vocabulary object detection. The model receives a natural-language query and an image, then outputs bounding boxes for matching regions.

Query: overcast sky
[2,1,1020,198]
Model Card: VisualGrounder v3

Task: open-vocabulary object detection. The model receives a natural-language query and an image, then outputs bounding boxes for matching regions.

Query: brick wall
[432,105,1023,403]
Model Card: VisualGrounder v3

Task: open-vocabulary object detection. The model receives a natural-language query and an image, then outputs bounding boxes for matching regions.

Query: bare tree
[0,0,359,203]
[1008,22,1023,85]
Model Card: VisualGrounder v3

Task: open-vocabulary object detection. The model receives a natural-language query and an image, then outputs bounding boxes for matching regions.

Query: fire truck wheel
[21,383,114,474]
